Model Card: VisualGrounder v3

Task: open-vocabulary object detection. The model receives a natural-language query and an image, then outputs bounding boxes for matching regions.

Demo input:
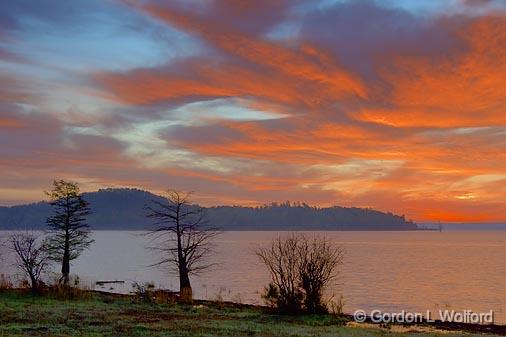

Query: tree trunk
[175,205,192,303]
[61,259,70,285]
[179,265,192,303]
[61,208,71,286]
[29,274,38,294]
[61,240,70,285]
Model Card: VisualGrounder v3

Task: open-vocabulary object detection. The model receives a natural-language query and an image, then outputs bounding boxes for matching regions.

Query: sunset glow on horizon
[1,0,506,223]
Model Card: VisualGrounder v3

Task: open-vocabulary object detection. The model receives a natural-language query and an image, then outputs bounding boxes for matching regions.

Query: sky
[0,0,505,223]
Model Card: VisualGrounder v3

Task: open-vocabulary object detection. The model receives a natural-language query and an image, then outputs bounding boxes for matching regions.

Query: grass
[0,290,502,337]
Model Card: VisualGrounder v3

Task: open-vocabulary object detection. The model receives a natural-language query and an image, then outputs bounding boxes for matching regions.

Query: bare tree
[43,180,93,285]
[145,189,220,303]
[298,235,344,313]
[257,233,343,313]
[10,232,49,293]
[256,234,303,313]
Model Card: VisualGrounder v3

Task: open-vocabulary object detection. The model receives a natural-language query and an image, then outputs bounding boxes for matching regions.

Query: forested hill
[0,188,418,230]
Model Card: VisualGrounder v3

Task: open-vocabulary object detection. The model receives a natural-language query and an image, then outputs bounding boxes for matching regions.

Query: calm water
[1,231,505,323]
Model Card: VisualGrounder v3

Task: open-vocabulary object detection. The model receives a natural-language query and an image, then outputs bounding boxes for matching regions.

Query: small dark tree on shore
[256,234,303,313]
[10,232,49,293]
[146,189,220,303]
[298,236,343,313]
[257,233,343,314]
[43,180,93,285]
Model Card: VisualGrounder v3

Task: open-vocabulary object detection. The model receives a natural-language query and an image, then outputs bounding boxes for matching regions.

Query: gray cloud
[299,0,467,78]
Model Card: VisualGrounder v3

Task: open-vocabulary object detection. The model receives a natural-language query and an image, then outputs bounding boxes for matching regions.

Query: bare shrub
[132,281,156,303]
[0,274,13,292]
[9,232,49,293]
[298,236,344,313]
[257,234,303,313]
[329,294,346,315]
[44,273,93,299]
[130,281,177,304]
[257,233,343,314]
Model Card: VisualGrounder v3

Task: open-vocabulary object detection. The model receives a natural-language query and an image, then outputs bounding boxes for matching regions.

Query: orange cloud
[357,16,506,127]
[97,61,310,107]
[126,1,366,101]
[96,54,364,113]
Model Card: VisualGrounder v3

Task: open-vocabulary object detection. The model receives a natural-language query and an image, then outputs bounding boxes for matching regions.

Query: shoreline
[2,289,505,336]
[91,289,506,335]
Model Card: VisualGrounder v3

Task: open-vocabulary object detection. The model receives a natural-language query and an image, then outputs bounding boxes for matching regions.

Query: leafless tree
[44,180,93,285]
[256,234,303,313]
[298,235,344,313]
[145,189,220,303]
[257,233,343,313]
[10,232,49,293]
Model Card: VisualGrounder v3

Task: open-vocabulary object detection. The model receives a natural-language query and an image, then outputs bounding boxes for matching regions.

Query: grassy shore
[0,290,503,337]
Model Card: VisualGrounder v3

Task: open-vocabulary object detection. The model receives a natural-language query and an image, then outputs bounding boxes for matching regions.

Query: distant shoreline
[0,188,418,231]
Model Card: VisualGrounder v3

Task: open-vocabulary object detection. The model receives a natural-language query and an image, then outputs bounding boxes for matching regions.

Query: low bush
[0,274,13,292]
[257,233,344,314]
[44,275,93,299]
[132,281,177,304]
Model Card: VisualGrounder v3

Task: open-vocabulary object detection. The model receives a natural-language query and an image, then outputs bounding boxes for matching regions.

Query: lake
[1,230,505,323]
